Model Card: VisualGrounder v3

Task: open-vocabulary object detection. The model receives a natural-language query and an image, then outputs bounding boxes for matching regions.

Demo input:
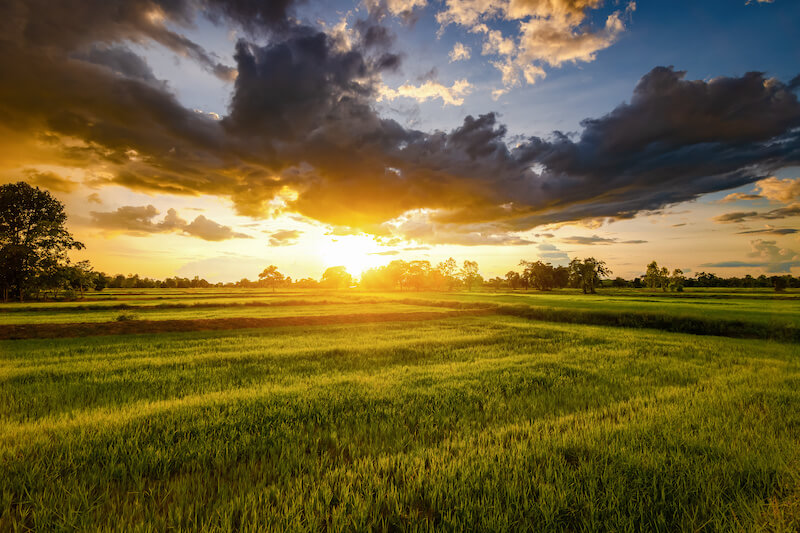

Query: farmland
[1,288,799,531]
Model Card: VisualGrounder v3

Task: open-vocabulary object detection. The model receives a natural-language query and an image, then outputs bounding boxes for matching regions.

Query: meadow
[1,288,798,531]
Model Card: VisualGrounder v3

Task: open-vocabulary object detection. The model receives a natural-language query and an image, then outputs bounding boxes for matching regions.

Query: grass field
[1,288,798,531]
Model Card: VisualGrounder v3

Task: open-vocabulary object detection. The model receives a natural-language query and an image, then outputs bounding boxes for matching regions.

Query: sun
[319,235,387,277]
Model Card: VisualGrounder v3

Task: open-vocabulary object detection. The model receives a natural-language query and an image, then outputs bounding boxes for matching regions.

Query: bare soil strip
[0,309,493,340]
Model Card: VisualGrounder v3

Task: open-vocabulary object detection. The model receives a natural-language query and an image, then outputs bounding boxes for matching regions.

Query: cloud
[90,206,251,241]
[755,176,800,203]
[535,243,569,265]
[701,239,800,273]
[714,178,800,223]
[747,239,799,272]
[184,215,252,241]
[24,169,79,193]
[364,0,426,21]
[560,234,647,245]
[378,79,473,106]
[449,42,471,62]
[435,0,635,89]
[87,193,102,204]
[719,192,763,203]
[560,234,615,245]
[737,227,799,235]
[268,229,301,246]
[714,205,800,223]
[1,1,799,247]
[73,45,163,86]
[370,250,400,256]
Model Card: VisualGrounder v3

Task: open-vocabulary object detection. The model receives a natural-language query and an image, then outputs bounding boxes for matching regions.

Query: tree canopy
[0,182,84,301]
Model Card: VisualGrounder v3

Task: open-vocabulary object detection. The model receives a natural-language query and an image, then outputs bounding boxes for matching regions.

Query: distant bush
[60,289,77,301]
[115,312,138,322]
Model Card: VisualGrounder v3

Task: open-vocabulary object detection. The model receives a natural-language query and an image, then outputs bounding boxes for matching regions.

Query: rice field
[1,288,798,531]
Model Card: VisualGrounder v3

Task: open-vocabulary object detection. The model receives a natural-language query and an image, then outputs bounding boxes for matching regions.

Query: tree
[459,260,481,291]
[612,277,629,288]
[437,258,459,290]
[321,266,352,289]
[644,261,666,290]
[553,265,570,288]
[69,260,96,297]
[0,182,84,302]
[568,257,611,294]
[520,260,557,291]
[387,260,410,290]
[772,275,788,292]
[258,265,285,292]
[505,271,521,290]
[668,268,685,292]
[406,260,431,291]
[94,272,109,291]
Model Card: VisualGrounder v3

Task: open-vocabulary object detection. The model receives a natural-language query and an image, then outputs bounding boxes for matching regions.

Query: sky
[1,0,799,282]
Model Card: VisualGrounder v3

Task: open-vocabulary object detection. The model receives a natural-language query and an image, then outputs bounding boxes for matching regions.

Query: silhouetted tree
[569,258,611,294]
[258,265,285,292]
[505,271,521,290]
[644,261,668,290]
[0,182,84,301]
[437,258,459,290]
[772,275,788,292]
[460,260,481,291]
[668,268,685,292]
[321,266,352,289]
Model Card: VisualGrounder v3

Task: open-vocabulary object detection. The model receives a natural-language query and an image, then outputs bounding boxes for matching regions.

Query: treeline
[2,182,797,302]
[8,256,799,303]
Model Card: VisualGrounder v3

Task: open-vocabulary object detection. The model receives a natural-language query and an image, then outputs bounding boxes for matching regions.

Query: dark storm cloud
[74,46,162,85]
[2,0,800,245]
[0,0,238,81]
[90,205,251,240]
[201,0,301,34]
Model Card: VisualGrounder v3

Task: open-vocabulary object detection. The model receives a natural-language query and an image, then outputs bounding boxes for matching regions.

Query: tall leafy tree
[0,182,83,302]
[437,257,459,290]
[258,265,285,292]
[460,260,481,291]
[321,266,352,289]
[568,258,611,294]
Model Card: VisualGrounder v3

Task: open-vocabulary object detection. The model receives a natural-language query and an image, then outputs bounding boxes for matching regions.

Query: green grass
[384,290,800,329]
[1,310,799,531]
[0,302,445,325]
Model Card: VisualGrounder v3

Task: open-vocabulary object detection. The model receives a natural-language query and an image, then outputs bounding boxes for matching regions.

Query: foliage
[321,266,353,289]
[460,260,482,291]
[361,258,475,291]
[568,257,611,294]
[258,265,285,292]
[0,182,84,301]
[519,260,569,291]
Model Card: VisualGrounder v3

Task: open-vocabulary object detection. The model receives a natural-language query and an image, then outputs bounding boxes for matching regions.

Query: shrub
[60,289,77,300]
